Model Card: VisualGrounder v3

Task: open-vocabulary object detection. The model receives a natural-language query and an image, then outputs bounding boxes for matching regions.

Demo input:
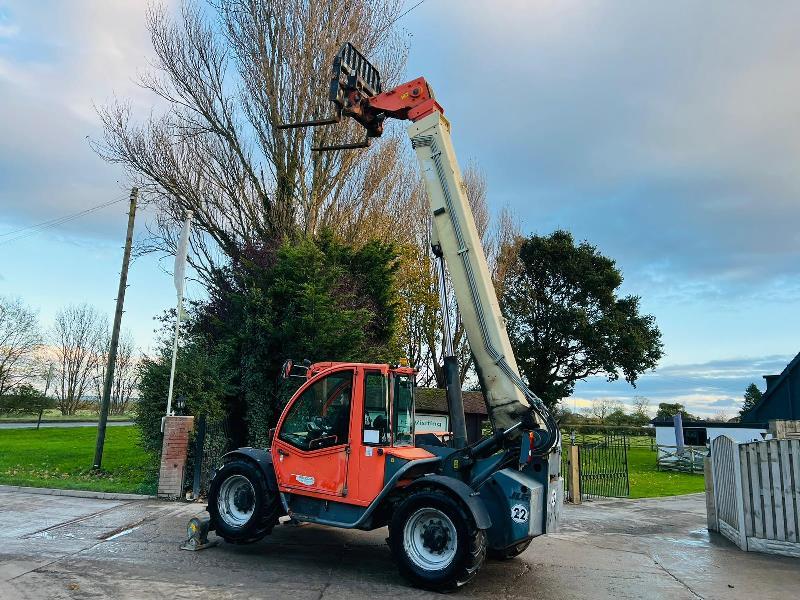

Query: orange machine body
[270,362,435,507]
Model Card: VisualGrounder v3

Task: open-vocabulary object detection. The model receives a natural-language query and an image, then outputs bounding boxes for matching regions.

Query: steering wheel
[307,416,332,434]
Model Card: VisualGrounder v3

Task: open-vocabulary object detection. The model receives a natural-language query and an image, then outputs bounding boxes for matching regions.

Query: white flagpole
[166,211,193,418]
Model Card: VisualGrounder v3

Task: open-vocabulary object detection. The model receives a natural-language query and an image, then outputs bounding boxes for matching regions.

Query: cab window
[393,374,415,446]
[363,371,389,445]
[278,370,353,451]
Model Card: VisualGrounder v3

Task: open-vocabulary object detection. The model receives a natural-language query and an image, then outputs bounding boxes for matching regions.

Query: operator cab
[271,361,430,505]
[277,360,416,450]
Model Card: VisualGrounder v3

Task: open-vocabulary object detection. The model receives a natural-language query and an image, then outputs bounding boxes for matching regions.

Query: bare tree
[395,179,439,386]
[96,330,140,416]
[96,0,412,281]
[489,206,522,293]
[584,397,624,423]
[0,296,41,396]
[632,395,651,418]
[111,333,139,415]
[52,304,107,415]
[710,410,731,423]
[397,162,519,389]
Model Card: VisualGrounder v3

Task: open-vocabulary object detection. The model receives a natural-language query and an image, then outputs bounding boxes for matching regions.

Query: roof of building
[650,419,767,429]
[740,350,800,422]
[415,387,488,416]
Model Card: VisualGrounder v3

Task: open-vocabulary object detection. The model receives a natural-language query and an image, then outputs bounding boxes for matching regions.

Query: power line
[378,0,428,37]
[395,0,427,23]
[0,196,127,238]
[0,196,129,247]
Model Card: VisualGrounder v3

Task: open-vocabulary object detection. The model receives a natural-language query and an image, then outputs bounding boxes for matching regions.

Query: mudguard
[407,474,492,530]
[221,447,278,492]
[480,468,544,550]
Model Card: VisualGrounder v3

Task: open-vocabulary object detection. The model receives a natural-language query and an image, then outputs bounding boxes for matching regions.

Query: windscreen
[392,374,415,446]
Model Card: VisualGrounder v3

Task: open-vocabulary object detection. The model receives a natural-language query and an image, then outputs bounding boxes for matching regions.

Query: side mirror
[281,359,294,379]
[268,427,276,445]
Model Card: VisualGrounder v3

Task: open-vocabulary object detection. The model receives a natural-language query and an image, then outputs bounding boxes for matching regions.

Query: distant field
[0,426,155,494]
[0,409,134,423]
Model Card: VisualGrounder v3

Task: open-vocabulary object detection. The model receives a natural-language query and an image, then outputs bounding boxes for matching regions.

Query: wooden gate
[710,435,746,548]
[709,436,800,557]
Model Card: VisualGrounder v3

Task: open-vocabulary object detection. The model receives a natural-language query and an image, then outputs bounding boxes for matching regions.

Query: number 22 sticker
[510,503,529,523]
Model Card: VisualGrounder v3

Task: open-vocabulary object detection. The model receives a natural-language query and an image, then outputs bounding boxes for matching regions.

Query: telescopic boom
[279,43,557,448]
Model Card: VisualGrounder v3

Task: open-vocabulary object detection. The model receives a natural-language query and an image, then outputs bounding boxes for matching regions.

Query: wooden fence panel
[758,441,775,539]
[780,439,796,542]
[733,439,800,557]
[792,440,800,542]
[747,443,764,538]
[769,440,785,541]
[711,436,743,548]
[739,444,753,537]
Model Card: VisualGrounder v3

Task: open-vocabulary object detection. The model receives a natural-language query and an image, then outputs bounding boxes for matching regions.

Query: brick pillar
[158,416,194,499]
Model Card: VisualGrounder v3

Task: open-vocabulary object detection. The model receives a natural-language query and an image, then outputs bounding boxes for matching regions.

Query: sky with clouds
[2,1,800,417]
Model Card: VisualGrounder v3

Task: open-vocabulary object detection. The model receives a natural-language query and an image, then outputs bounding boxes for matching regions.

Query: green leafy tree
[208,234,401,446]
[605,408,630,426]
[501,230,663,409]
[135,341,235,454]
[0,383,55,416]
[655,402,697,422]
[626,411,652,427]
[135,234,400,452]
[740,382,763,418]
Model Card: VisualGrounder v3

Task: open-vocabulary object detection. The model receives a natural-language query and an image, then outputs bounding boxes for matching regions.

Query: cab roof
[307,361,416,379]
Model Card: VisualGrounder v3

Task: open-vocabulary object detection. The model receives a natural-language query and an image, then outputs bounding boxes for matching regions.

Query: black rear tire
[388,489,486,592]
[207,459,278,544]
[488,539,532,560]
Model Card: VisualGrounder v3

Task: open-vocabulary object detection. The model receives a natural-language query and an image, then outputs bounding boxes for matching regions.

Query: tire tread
[388,487,487,591]
[208,459,278,545]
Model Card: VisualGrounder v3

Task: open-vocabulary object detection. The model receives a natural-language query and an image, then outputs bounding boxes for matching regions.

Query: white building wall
[706,427,765,443]
[655,426,677,447]
[654,425,766,448]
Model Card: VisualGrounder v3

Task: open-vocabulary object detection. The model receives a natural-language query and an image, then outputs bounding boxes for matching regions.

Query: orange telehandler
[205,44,562,591]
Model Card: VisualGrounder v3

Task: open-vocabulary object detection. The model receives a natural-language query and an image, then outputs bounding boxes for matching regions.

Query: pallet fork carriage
[204,44,563,591]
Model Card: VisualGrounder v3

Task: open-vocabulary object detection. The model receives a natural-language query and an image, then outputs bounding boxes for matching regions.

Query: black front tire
[488,539,532,560]
[207,459,278,544]
[388,489,487,592]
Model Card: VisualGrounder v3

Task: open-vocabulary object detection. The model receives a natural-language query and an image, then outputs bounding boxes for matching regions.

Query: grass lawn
[0,428,703,499]
[0,426,156,495]
[561,432,706,498]
[627,446,705,498]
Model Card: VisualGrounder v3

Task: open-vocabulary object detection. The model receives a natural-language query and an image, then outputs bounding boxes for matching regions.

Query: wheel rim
[217,474,256,528]
[403,507,458,571]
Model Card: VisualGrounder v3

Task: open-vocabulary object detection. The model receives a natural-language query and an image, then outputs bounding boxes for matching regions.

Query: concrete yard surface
[1,488,797,599]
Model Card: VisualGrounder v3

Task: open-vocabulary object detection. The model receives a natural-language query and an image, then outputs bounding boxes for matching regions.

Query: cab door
[272,368,354,497]
[351,367,390,504]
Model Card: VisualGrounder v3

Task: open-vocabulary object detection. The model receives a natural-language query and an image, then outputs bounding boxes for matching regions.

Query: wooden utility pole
[93,187,138,470]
